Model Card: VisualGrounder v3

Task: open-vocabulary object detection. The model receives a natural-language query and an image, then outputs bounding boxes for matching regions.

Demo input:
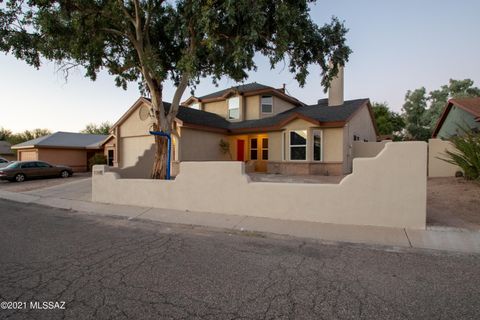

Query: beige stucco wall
[352,141,388,158]
[93,142,427,229]
[204,100,228,119]
[179,127,230,161]
[38,148,88,172]
[245,96,260,120]
[322,128,344,162]
[120,102,153,137]
[266,96,296,118]
[343,105,378,173]
[428,138,461,177]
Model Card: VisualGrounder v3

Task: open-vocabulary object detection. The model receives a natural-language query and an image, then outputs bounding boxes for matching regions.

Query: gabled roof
[11,132,109,150]
[182,82,305,107]
[119,97,374,135]
[0,141,14,155]
[432,97,480,137]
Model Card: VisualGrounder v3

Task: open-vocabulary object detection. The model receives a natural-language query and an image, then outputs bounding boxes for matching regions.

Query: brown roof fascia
[431,101,453,138]
[195,88,304,106]
[111,97,150,130]
[182,96,199,105]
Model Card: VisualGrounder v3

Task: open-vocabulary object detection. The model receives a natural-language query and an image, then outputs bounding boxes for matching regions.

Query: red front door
[236,140,245,161]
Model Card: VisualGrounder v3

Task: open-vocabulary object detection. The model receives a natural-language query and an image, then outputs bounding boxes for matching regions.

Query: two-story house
[105,68,379,178]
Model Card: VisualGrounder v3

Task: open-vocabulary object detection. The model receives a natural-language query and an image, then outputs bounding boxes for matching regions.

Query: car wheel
[15,173,25,182]
[60,170,70,178]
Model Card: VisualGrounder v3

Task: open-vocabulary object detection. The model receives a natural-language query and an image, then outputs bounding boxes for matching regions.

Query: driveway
[0,172,91,193]
[1,199,480,320]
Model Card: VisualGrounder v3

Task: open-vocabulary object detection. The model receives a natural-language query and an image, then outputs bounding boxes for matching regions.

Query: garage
[18,149,38,161]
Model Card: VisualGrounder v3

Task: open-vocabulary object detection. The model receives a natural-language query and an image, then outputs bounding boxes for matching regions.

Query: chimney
[328,64,344,107]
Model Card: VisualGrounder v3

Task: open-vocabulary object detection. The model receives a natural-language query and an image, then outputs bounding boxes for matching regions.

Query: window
[107,150,114,166]
[353,134,360,141]
[261,96,273,113]
[35,162,51,168]
[21,162,36,169]
[250,138,258,160]
[191,103,200,110]
[262,138,269,160]
[313,130,322,161]
[290,130,307,160]
[228,97,240,120]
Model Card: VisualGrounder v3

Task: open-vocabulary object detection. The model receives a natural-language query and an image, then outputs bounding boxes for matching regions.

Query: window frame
[250,138,258,160]
[228,96,240,120]
[312,129,323,162]
[261,138,269,160]
[191,102,200,110]
[289,130,308,161]
[260,95,273,114]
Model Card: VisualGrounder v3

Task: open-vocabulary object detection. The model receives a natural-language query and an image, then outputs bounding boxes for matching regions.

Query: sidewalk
[1,184,479,254]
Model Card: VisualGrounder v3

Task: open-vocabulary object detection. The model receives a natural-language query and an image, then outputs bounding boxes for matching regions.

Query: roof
[182,82,305,107]
[198,83,273,100]
[432,97,480,137]
[11,132,109,150]
[0,141,14,155]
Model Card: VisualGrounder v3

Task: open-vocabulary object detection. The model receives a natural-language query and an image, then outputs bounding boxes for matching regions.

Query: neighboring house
[0,141,15,161]
[432,97,480,139]
[107,68,379,178]
[12,132,108,172]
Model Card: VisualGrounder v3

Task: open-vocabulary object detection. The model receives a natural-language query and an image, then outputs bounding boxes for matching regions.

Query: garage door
[19,150,38,161]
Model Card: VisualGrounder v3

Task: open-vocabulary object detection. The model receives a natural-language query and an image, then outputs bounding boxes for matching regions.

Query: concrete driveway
[23,177,92,201]
[0,172,90,193]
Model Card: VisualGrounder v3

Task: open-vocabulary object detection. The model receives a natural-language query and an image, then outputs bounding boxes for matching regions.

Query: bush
[440,128,480,180]
[88,153,107,170]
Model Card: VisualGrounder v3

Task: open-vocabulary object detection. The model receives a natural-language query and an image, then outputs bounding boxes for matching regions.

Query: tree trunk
[151,134,168,179]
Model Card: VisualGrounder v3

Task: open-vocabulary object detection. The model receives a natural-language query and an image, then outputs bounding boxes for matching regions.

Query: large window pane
[290,147,306,160]
[261,96,273,113]
[290,130,307,145]
[313,130,322,161]
[228,97,240,120]
[250,138,258,149]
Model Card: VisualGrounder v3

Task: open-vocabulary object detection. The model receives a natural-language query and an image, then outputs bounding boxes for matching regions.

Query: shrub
[89,153,107,170]
[440,128,480,180]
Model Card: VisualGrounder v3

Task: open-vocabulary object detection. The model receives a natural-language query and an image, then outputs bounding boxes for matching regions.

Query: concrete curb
[1,191,479,254]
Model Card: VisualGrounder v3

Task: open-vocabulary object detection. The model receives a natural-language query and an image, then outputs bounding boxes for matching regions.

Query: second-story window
[228,97,240,120]
[261,96,273,113]
[191,103,200,110]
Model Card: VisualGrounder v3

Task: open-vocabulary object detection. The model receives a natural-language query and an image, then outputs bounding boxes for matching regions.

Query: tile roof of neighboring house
[432,97,480,137]
[0,141,14,155]
[11,132,109,150]
[197,82,273,100]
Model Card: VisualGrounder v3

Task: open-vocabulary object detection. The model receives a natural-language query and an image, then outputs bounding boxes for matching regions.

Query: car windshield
[4,161,20,169]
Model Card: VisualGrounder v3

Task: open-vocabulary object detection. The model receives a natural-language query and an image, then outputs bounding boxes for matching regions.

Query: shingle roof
[168,98,369,132]
[197,82,273,100]
[12,132,109,149]
[450,97,480,119]
[0,141,14,155]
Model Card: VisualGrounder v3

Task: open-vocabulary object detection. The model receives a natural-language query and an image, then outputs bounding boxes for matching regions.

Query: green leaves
[440,127,480,180]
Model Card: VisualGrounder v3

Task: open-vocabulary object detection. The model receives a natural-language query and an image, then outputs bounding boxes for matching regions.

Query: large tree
[81,122,112,135]
[371,102,404,139]
[1,0,351,178]
[402,88,431,141]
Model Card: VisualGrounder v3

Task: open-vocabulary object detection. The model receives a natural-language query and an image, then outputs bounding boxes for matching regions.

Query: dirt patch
[0,173,91,192]
[248,173,345,184]
[428,177,480,230]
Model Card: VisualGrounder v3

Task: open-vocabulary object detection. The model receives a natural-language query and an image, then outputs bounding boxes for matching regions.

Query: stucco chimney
[328,64,344,107]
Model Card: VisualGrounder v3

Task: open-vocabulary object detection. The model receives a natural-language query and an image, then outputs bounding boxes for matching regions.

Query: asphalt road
[1,200,480,320]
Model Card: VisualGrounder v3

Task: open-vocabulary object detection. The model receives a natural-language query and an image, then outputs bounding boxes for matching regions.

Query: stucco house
[12,132,108,172]
[432,97,480,138]
[107,68,379,178]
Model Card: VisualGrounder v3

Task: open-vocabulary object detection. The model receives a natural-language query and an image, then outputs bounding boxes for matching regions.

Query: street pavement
[1,199,480,320]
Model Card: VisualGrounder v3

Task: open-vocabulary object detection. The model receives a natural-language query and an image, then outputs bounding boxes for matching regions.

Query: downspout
[149,131,171,180]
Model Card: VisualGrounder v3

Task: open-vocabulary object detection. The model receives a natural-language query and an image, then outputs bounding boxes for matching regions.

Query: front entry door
[236,140,245,161]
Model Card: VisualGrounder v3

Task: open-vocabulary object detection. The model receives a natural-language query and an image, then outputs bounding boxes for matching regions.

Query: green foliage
[219,139,232,160]
[81,122,112,135]
[0,128,51,146]
[402,79,480,141]
[371,102,404,138]
[88,153,107,170]
[440,128,480,180]
[402,88,432,141]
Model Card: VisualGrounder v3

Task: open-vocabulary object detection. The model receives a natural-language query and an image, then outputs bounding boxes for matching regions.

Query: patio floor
[247,173,345,184]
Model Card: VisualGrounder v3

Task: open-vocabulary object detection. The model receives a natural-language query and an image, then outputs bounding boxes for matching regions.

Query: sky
[1,0,480,133]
